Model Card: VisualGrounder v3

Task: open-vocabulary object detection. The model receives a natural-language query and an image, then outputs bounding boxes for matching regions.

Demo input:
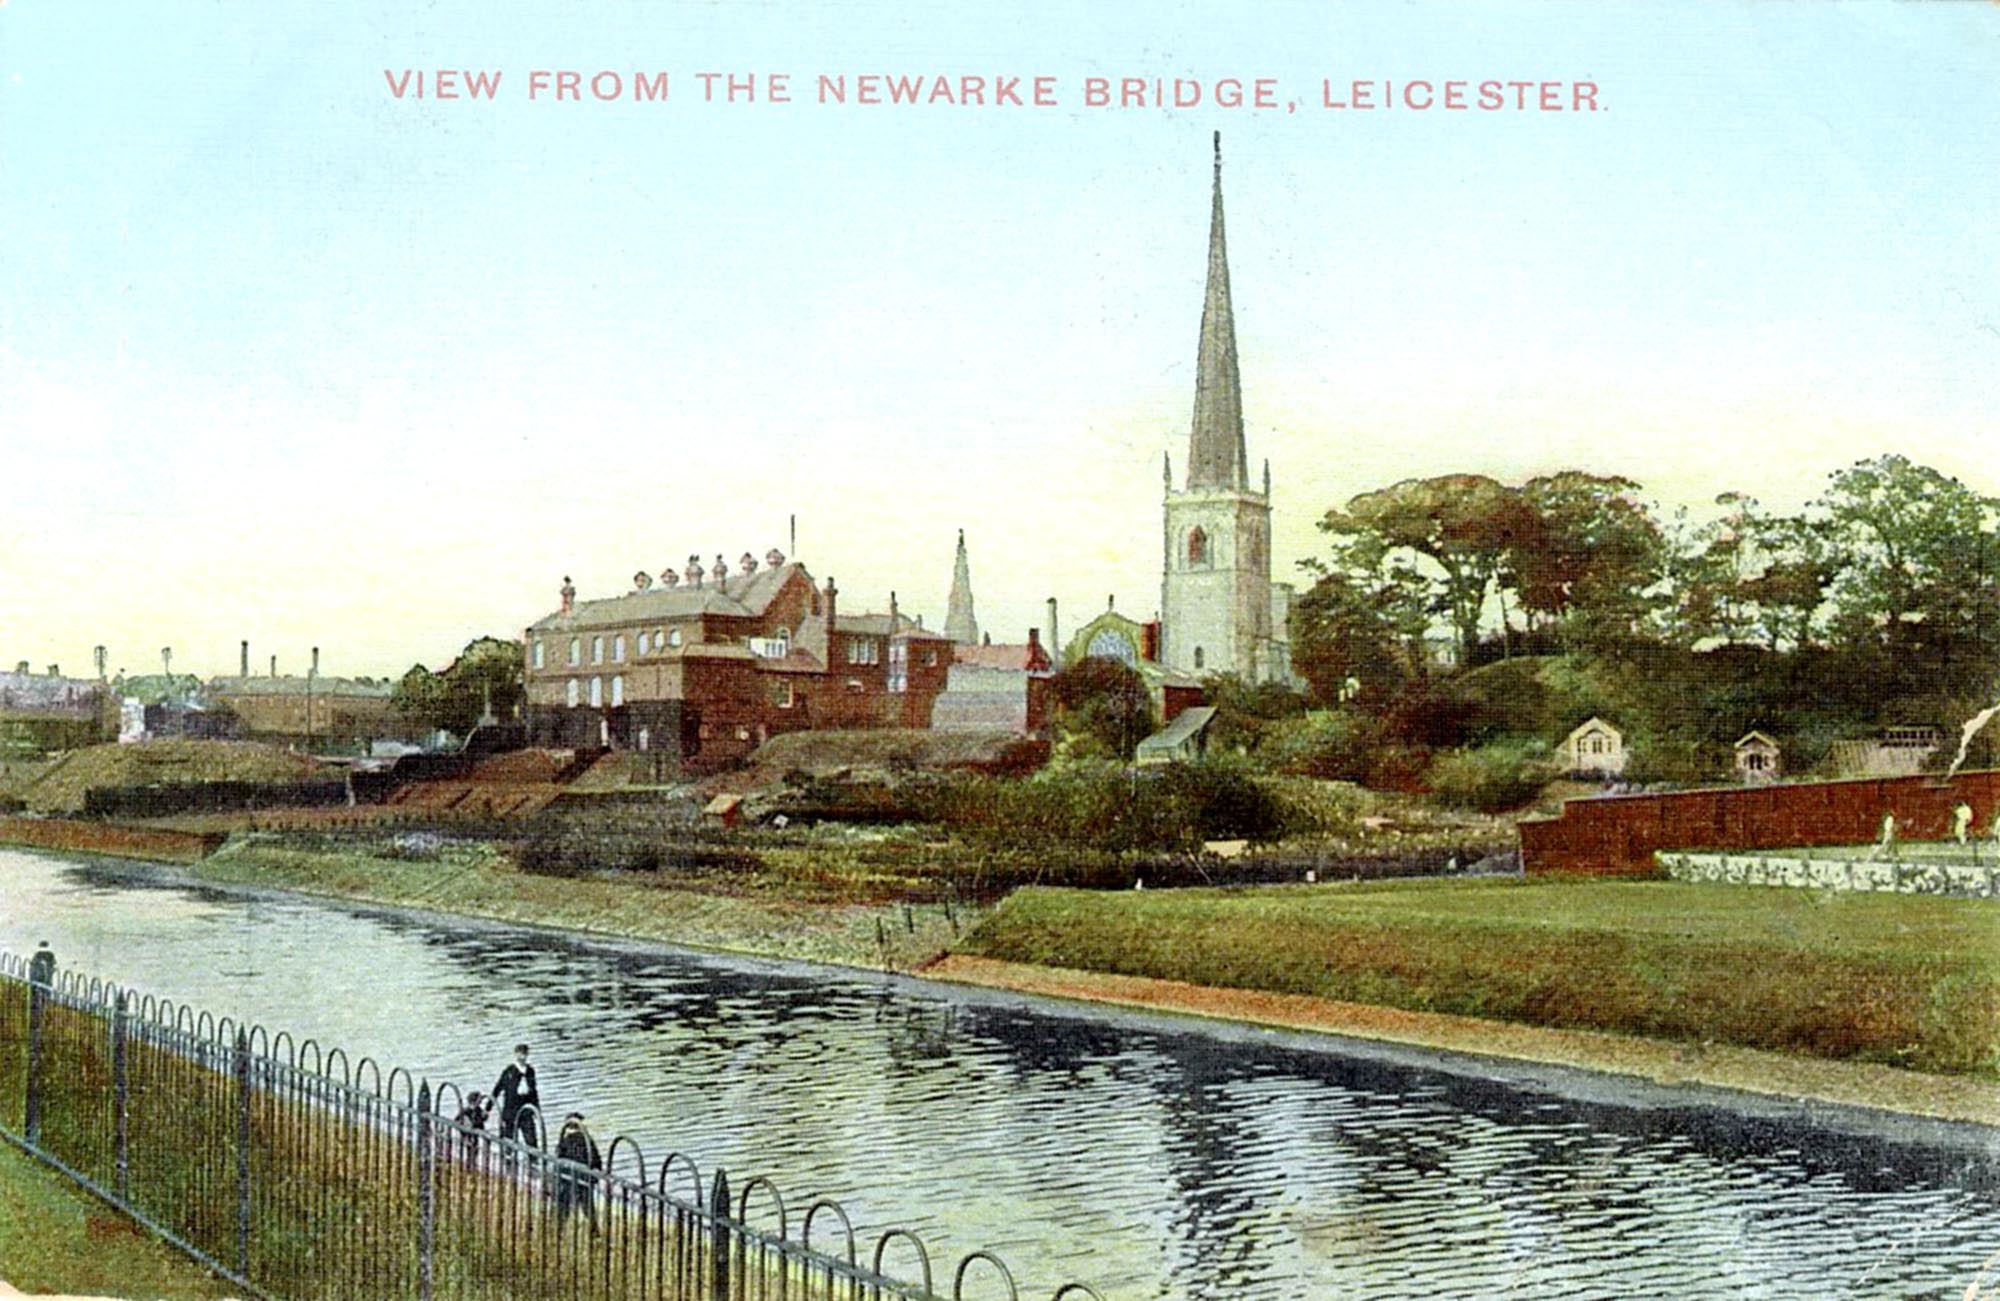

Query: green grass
[956,877,2000,1077]
[0,1139,237,1298]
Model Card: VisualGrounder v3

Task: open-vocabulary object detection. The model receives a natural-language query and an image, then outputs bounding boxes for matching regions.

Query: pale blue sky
[3,2,1996,676]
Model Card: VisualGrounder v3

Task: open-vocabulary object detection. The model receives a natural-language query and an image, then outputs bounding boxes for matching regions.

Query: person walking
[27,941,55,988]
[553,1112,604,1233]
[452,1091,491,1167]
[493,1044,541,1150]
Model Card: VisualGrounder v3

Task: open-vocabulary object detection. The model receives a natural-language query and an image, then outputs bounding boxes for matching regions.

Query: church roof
[1186,133,1247,493]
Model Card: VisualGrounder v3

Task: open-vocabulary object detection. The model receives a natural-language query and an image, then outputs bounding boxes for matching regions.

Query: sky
[3,1,1998,680]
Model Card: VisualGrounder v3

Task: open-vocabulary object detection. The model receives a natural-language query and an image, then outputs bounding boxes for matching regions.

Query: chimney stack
[270,655,278,679]
[889,590,899,626]
[94,646,107,680]
[14,661,27,675]
[160,647,172,677]
[1046,598,1060,659]
[241,640,250,677]
[47,664,59,678]
[311,646,320,677]
[560,576,576,615]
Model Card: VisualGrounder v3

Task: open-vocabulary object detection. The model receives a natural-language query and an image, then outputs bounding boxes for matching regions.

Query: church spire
[944,529,979,646]
[1186,131,1247,492]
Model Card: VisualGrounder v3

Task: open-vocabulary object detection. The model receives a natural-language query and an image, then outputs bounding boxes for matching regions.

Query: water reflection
[2,848,1996,1299]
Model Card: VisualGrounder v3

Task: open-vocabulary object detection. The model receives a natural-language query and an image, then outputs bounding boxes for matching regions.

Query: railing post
[234,1028,252,1280]
[417,1082,436,1301]
[113,992,130,1200]
[710,1166,731,1301]
[24,980,44,1145]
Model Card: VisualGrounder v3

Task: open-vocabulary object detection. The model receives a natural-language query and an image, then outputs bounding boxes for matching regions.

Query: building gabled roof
[528,563,806,633]
[836,612,950,640]
[1564,716,1622,743]
[1734,730,1781,750]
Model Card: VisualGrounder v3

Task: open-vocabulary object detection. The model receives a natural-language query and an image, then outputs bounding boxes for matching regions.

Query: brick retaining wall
[1519,768,2000,876]
[0,816,223,863]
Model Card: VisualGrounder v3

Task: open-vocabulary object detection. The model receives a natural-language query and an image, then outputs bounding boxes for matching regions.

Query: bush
[920,760,1285,854]
[1426,739,1558,812]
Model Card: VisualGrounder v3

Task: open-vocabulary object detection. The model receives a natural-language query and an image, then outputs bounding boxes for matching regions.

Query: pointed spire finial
[1188,133,1246,491]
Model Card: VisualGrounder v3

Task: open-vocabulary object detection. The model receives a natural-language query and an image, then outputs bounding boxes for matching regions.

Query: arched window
[667,628,683,648]
[610,675,624,707]
[568,638,581,667]
[637,631,650,655]
[591,636,604,664]
[565,679,579,708]
[532,641,545,670]
[612,635,626,663]
[589,677,603,707]
[1187,527,1209,568]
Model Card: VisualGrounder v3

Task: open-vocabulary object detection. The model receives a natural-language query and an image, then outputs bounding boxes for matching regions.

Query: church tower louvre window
[1159,133,1292,685]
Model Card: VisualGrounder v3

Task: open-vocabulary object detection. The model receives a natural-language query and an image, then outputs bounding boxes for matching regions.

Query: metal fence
[0,954,1102,1301]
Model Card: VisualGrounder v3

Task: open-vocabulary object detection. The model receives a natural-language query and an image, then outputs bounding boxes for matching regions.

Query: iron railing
[0,953,1102,1301]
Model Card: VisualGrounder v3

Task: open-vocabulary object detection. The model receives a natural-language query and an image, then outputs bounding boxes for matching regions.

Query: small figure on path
[553,1112,603,1232]
[494,1044,540,1149]
[27,941,55,989]
[454,1091,491,1165]
[1953,802,1974,846]
[1876,812,1898,860]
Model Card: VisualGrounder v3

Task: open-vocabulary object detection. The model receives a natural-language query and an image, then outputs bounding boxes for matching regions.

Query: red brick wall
[1520,769,2000,876]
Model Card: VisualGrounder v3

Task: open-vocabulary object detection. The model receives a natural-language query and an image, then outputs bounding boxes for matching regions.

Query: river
[2,848,1996,1299]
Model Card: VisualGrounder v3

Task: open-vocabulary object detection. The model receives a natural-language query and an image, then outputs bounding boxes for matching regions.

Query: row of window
[564,676,626,708]
[535,628,687,671]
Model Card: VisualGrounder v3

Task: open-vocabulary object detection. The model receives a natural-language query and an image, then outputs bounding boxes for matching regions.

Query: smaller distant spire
[945,530,980,646]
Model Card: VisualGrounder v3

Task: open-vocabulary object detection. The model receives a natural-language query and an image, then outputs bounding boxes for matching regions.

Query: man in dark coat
[493,1043,540,1149]
[27,941,56,988]
[553,1112,603,1231]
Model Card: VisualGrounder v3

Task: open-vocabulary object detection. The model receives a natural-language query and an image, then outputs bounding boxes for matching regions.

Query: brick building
[522,553,953,771]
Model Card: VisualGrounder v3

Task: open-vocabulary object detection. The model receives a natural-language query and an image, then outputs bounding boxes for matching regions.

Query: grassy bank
[0,1141,235,1298]
[955,877,2000,1078]
[191,835,969,970]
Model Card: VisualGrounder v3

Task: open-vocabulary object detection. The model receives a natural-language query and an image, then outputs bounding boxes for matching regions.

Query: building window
[589,677,603,707]
[1188,527,1209,569]
[566,679,579,708]
[637,631,650,655]
[532,641,545,670]
[923,647,938,666]
[888,641,908,694]
[667,628,683,648]
[611,675,624,707]
[612,634,626,663]
[773,679,795,709]
[568,638,581,667]
[846,638,880,666]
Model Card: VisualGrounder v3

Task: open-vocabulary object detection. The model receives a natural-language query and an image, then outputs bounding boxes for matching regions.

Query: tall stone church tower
[1161,134,1292,684]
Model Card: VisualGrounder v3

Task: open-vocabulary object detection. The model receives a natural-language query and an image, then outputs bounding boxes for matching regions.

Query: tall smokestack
[160,647,171,677]
[94,646,107,680]
[241,641,250,677]
[311,646,320,677]
[270,655,277,679]
[1047,598,1060,661]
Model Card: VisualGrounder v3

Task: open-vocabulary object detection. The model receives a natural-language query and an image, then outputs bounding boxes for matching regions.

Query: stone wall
[1660,850,2000,899]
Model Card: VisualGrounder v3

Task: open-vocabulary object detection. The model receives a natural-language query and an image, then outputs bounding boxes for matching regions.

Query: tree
[1513,472,1667,649]
[1290,560,1430,706]
[1816,455,2000,659]
[392,637,526,735]
[1047,657,1156,761]
[1320,475,1539,665]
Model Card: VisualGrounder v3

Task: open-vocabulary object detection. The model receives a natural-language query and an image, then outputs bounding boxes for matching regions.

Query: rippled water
[2,848,1997,1299]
